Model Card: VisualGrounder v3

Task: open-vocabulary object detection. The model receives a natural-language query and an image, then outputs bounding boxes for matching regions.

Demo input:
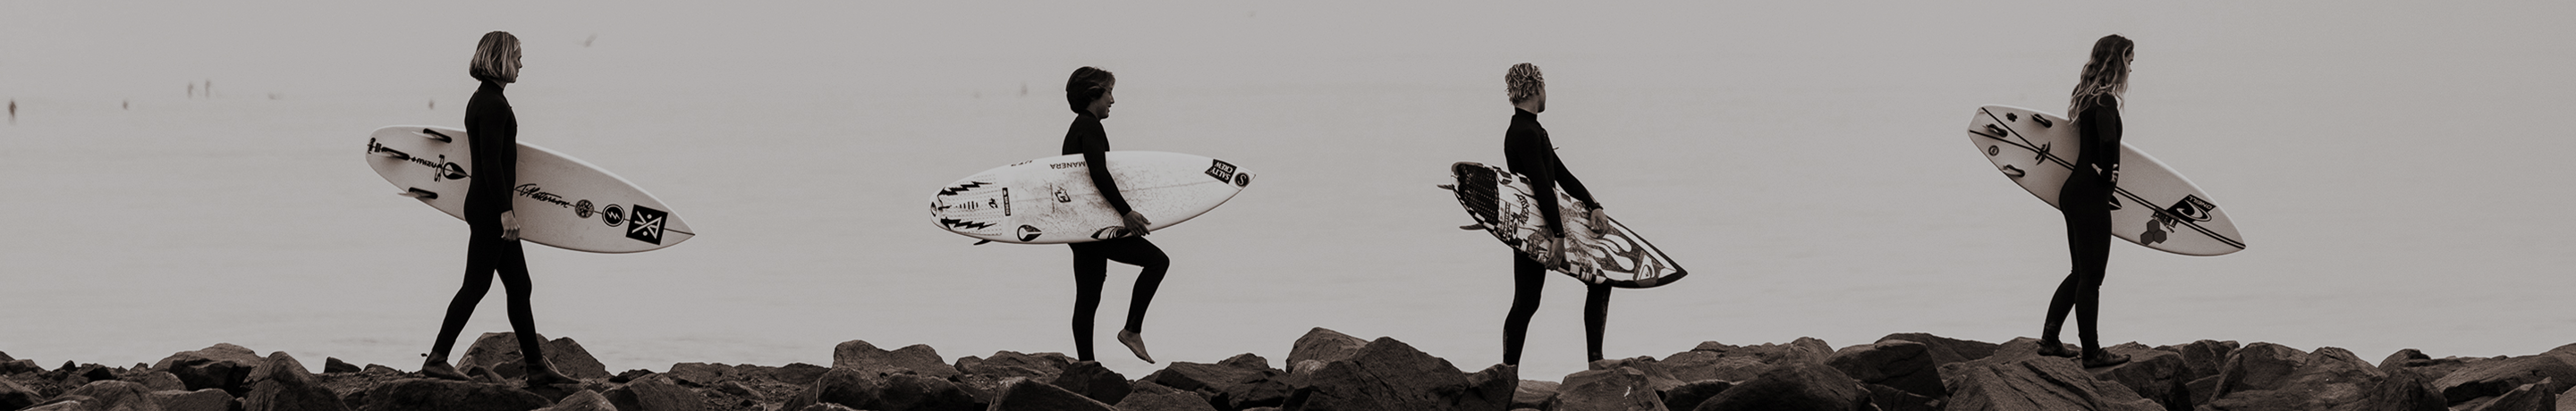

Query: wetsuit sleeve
[2080,95,2123,183]
[1506,125,1567,239]
[1073,122,1135,215]
[1550,150,1603,211]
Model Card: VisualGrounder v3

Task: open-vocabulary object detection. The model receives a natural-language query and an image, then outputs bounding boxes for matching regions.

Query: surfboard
[365,125,695,253]
[932,151,1250,244]
[1966,105,2246,256]
[1444,162,1686,289]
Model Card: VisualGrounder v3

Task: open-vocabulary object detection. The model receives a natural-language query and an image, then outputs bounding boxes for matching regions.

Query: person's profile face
[1089,81,1115,119]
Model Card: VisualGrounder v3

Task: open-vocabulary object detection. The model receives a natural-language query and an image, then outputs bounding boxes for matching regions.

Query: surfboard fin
[971,239,994,246]
[1436,184,1455,190]
[1458,223,1484,231]
[398,188,438,199]
[1999,164,2026,178]
[415,129,453,143]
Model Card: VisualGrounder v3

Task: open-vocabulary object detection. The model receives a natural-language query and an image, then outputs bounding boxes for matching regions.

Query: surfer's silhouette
[1060,66,1166,364]
[416,31,582,387]
[1496,63,1620,365]
[2036,35,2134,368]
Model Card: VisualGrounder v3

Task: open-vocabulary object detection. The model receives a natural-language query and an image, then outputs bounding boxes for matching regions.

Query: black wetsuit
[432,80,551,365]
[2043,95,2122,351]
[1500,108,1612,365]
[1063,113,1169,362]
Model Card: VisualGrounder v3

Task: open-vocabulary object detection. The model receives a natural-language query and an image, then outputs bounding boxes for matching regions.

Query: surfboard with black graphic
[932,151,1251,244]
[1966,105,2246,256]
[1445,162,1687,289]
[365,125,695,253]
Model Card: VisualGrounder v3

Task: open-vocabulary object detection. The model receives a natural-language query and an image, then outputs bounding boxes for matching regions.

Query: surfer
[417,31,582,386]
[1061,66,1166,364]
[1497,63,1618,365]
[2037,35,2134,368]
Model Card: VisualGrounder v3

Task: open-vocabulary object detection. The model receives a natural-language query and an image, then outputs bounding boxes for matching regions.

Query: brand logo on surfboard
[1205,159,1237,183]
[626,206,669,245]
[1017,225,1043,241]
[573,200,594,219]
[603,205,625,226]
[2141,195,2219,245]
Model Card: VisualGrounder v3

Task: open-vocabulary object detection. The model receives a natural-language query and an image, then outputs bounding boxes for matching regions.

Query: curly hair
[469,31,521,84]
[1504,63,1544,104]
[2069,35,2133,118]
[1064,66,1116,115]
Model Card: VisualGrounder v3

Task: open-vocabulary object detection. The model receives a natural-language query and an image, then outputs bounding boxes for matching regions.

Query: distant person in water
[417,31,580,386]
[2037,35,2134,368]
[1497,63,1619,365]
[1060,66,1166,364]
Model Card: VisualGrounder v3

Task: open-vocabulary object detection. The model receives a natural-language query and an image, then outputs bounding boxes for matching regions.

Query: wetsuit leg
[494,239,547,364]
[432,224,503,358]
[2068,204,2112,351]
[1503,252,1546,365]
[1583,283,1612,363]
[1069,243,1110,361]
[1090,238,1170,334]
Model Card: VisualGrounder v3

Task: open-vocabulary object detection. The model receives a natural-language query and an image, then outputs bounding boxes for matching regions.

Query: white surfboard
[365,125,695,253]
[1443,162,1687,289]
[932,151,1250,244]
[1966,105,2245,256]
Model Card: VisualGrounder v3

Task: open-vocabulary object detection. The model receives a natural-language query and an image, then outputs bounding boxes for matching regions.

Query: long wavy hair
[469,31,521,84]
[1504,63,1544,104]
[1064,66,1115,115]
[2068,35,2133,119]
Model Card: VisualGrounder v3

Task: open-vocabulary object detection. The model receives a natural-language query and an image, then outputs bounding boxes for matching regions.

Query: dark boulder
[663,362,736,387]
[991,377,1116,411]
[602,374,702,411]
[1695,361,1871,411]
[1286,328,1368,374]
[325,357,360,373]
[1862,383,1936,411]
[958,351,1072,381]
[1282,337,1492,411]
[2211,342,2307,397]
[1663,338,1837,383]
[1554,366,1668,411]
[1052,360,1132,405]
[356,378,553,411]
[2203,346,2418,411]
[453,332,612,380]
[534,390,616,411]
[1825,340,1940,398]
[2337,367,2445,411]
[149,388,238,411]
[2430,355,2576,405]
[151,343,264,394]
[2084,343,2190,411]
[2465,378,2556,411]
[58,380,157,411]
[244,352,352,411]
[0,378,41,410]
[1937,354,2162,411]
[1118,382,1219,411]
[2153,340,2236,382]
[1876,333,2001,367]
[1657,380,1730,411]
[767,363,830,385]
[1513,380,1561,410]
[1589,356,1687,392]
[875,373,982,411]
[780,368,878,411]
[830,340,959,378]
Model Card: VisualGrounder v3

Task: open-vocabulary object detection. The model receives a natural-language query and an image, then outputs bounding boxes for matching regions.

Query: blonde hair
[469,31,521,83]
[2069,35,2133,118]
[1504,63,1544,104]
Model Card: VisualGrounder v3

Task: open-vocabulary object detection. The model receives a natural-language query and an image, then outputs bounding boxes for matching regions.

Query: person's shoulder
[2088,94,2121,109]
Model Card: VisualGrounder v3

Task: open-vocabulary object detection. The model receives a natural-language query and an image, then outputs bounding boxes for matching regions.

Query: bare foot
[1117,330,1155,364]
[523,360,580,387]
[419,356,470,381]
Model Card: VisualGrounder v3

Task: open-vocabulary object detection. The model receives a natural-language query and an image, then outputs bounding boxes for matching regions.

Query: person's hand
[1546,235,1568,269]
[1586,208,1611,236]
[500,210,521,241]
[1122,211,1153,237]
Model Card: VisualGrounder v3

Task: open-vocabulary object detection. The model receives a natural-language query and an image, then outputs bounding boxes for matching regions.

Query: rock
[1,358,41,375]
[535,390,617,411]
[611,369,654,383]
[2202,346,2405,411]
[1219,375,1294,410]
[0,378,42,410]
[959,351,1073,381]
[2430,355,2576,405]
[152,343,263,394]
[1053,360,1133,405]
[2466,378,2556,411]
[2211,342,2307,397]
[2084,343,2190,411]
[1695,361,1870,411]
[1875,333,2001,367]
[356,378,553,411]
[1863,383,1936,411]
[21,399,89,411]
[768,363,830,385]
[1144,361,1266,395]
[1512,380,1561,410]
[453,332,613,380]
[1142,356,1291,409]
[1280,337,1481,411]
[362,365,403,376]
[796,404,859,411]
[324,357,360,373]
[663,362,736,387]
[148,389,238,411]
[2558,385,2576,411]
[1825,340,1940,398]
[1936,354,2162,411]
[2336,367,2445,411]
[875,373,982,411]
[991,377,1116,411]
[780,368,876,411]
[2184,375,2219,407]
[2546,343,2576,363]
[1459,364,1521,411]
[1658,380,1730,411]
[130,371,185,391]
[716,381,757,398]
[1663,339,1838,383]
[244,352,352,411]
[602,374,701,411]
[1287,328,1369,368]
[60,381,157,411]
[1555,367,1668,411]
[2154,340,2237,382]
[1117,382,1218,411]
[75,364,118,382]
[2377,348,2431,370]
[1589,356,1687,392]
[830,340,960,378]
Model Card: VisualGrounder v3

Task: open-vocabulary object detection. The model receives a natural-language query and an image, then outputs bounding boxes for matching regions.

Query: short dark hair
[1064,66,1115,115]
[469,31,520,83]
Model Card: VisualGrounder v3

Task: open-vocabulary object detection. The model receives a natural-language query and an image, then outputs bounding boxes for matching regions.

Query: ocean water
[4,1,2574,380]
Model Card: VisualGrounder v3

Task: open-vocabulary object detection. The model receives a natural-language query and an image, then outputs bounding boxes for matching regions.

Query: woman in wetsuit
[418,31,580,386]
[1062,66,1165,364]
[1497,63,1619,365]
[2037,35,2134,368]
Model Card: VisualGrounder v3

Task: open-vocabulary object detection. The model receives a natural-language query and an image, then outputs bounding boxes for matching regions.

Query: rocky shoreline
[4,328,2574,411]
